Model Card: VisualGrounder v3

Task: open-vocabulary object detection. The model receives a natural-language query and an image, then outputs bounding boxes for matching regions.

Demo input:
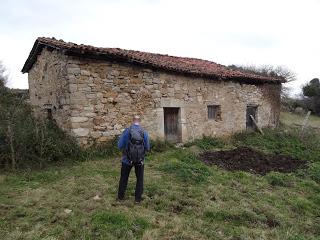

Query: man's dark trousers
[118,162,144,201]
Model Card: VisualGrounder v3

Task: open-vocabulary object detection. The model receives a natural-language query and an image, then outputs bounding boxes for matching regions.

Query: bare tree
[0,62,23,169]
[273,66,296,83]
[228,64,296,82]
[228,64,296,97]
[0,61,8,89]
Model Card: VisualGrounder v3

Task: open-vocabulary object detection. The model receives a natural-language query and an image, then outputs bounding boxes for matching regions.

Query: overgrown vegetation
[82,137,120,160]
[228,64,296,82]
[1,62,319,239]
[1,115,319,239]
[184,135,225,150]
[0,84,81,170]
[0,62,124,170]
[150,139,174,153]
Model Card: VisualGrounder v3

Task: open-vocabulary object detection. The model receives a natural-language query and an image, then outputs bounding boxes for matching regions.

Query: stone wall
[28,49,281,146]
[28,49,71,130]
[65,56,281,145]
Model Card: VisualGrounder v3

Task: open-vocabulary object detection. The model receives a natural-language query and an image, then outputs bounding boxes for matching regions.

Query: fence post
[250,115,264,135]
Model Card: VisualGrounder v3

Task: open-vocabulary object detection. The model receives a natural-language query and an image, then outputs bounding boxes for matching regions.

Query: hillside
[0,113,320,240]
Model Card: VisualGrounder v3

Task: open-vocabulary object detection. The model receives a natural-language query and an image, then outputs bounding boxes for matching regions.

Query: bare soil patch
[199,147,307,175]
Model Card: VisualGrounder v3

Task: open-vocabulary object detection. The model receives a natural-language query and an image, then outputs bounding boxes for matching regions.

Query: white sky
[1,0,319,95]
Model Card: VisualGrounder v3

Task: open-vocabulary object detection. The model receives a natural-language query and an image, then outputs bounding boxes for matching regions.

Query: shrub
[0,117,81,169]
[184,135,225,150]
[150,139,174,153]
[82,137,120,160]
[0,87,80,169]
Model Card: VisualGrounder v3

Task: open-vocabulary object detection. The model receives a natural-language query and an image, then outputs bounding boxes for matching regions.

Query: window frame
[207,105,222,121]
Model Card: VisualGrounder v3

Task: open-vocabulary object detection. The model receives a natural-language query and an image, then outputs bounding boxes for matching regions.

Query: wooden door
[246,106,257,130]
[164,108,180,143]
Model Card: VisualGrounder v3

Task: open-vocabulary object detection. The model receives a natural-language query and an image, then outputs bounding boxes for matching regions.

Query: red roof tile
[22,37,284,84]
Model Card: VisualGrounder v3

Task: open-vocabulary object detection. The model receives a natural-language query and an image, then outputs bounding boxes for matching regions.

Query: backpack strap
[126,126,132,156]
[128,125,132,141]
[137,126,145,146]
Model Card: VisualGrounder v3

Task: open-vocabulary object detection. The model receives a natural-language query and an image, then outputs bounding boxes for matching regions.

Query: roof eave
[21,38,285,84]
[22,39,42,73]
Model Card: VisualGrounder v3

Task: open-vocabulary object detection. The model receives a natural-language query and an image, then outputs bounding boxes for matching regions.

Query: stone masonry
[27,47,281,146]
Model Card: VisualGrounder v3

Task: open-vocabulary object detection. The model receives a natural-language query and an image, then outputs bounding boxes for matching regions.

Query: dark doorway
[246,106,258,130]
[47,109,53,120]
[164,107,180,143]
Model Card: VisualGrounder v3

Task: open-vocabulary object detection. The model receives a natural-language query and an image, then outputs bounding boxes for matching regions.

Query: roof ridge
[38,37,222,64]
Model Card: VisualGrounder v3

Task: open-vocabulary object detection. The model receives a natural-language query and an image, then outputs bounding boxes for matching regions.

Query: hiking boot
[117,196,125,201]
[135,197,143,204]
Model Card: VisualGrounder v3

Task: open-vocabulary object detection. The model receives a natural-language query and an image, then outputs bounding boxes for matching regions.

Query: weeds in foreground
[1,127,320,240]
[184,135,225,150]
[150,139,174,153]
[81,137,120,160]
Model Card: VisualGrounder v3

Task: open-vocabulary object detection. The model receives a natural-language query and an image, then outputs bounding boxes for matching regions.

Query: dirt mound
[199,147,307,175]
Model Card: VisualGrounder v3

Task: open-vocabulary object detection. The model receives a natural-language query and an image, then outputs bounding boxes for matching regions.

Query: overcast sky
[1,0,319,95]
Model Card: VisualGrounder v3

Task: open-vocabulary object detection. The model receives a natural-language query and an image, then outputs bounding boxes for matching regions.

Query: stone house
[22,37,284,145]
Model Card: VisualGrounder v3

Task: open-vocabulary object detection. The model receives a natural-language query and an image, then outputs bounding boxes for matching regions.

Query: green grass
[184,135,226,151]
[158,149,211,184]
[1,116,320,239]
[91,211,151,239]
[280,111,320,129]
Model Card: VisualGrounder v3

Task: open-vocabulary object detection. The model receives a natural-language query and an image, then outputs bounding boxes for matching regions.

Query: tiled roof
[22,37,284,84]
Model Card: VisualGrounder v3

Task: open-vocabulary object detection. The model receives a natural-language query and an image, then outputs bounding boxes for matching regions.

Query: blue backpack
[126,126,145,164]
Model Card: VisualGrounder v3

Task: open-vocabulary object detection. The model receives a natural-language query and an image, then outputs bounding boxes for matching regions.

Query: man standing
[117,115,150,203]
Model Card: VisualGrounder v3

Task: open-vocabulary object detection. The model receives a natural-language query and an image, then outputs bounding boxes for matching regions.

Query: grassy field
[1,113,320,240]
[280,111,320,129]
